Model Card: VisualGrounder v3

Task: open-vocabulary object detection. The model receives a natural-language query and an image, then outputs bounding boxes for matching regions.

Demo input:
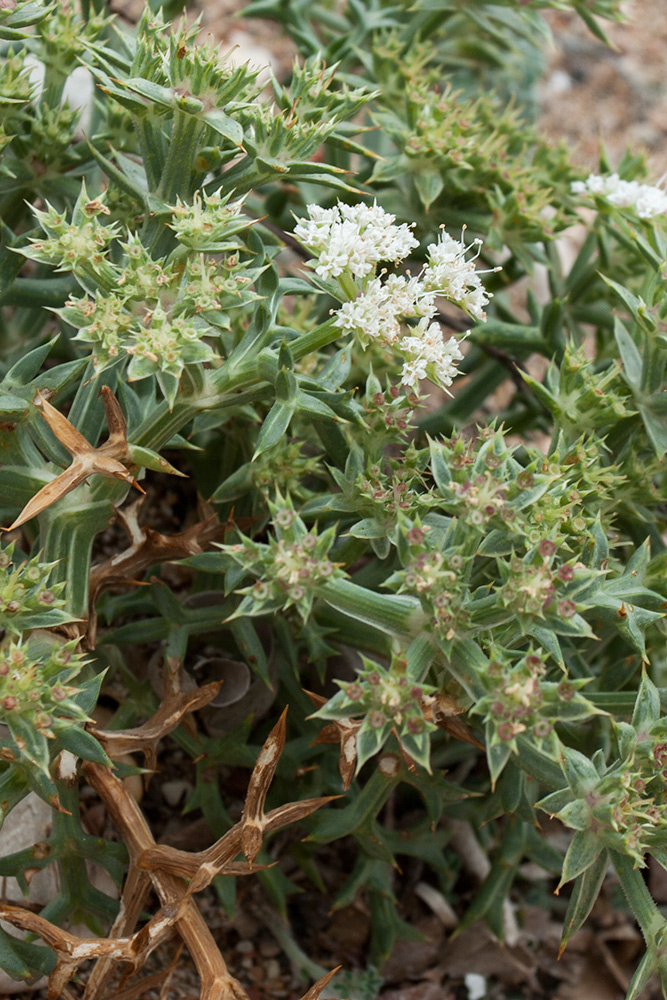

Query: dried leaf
[423,692,485,751]
[83,762,251,1000]
[305,689,361,790]
[298,966,343,1000]
[89,679,222,774]
[87,498,230,646]
[7,390,143,531]
[240,707,287,867]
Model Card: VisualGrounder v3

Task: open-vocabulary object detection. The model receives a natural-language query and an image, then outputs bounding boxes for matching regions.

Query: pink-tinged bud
[389,385,400,399]
[410,686,423,700]
[0,662,8,677]
[516,471,534,490]
[633,778,646,793]
[558,681,575,702]
[407,527,424,545]
[275,509,293,528]
[557,565,574,582]
[302,534,317,551]
[533,720,551,739]
[558,599,577,619]
[497,722,515,741]
[490,701,504,716]
[407,716,423,734]
[38,590,55,604]
[4,601,20,613]
[539,540,556,558]
[367,672,380,686]
[51,686,67,703]
[3,696,17,710]
[369,711,385,729]
[373,392,385,406]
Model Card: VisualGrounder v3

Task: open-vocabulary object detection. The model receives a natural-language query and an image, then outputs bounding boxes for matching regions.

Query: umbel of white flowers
[294,202,498,392]
[571,173,667,219]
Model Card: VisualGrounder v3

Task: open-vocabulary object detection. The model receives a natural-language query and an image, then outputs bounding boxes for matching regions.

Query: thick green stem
[290,317,342,361]
[317,578,425,638]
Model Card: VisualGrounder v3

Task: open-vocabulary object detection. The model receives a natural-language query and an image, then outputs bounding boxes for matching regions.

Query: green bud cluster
[311,653,437,771]
[371,54,576,240]
[0,543,71,635]
[387,520,470,640]
[223,499,346,621]
[0,638,89,775]
[29,185,259,403]
[525,343,636,435]
[473,650,601,782]
[25,194,120,281]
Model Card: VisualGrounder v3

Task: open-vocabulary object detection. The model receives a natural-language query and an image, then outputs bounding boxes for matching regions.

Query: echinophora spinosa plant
[2,0,667,997]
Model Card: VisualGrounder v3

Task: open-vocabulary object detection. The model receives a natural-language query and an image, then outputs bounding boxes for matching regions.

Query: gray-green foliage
[2,0,667,994]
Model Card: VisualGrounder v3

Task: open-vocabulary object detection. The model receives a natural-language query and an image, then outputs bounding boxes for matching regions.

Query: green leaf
[558,830,602,890]
[0,927,54,983]
[631,669,661,735]
[414,168,444,211]
[561,747,599,795]
[559,849,608,951]
[614,318,642,391]
[253,400,295,457]
[52,723,112,766]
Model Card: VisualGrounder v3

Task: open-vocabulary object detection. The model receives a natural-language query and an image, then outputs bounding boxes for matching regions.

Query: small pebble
[161,779,192,807]
[265,959,280,981]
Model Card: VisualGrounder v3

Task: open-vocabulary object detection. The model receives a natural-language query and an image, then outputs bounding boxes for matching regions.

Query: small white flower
[399,322,465,390]
[334,274,434,345]
[293,201,419,280]
[423,231,492,320]
[571,172,667,219]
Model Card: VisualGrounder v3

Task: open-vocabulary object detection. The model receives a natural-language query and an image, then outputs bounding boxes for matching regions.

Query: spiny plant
[2,1,667,998]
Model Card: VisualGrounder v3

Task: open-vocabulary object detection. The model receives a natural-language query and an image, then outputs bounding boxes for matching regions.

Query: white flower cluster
[334,274,464,388]
[571,173,667,219]
[422,231,491,321]
[335,274,433,346]
[399,323,465,388]
[293,202,419,280]
[294,202,496,392]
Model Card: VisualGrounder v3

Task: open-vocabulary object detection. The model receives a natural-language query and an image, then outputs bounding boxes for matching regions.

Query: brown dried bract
[305,689,361,791]
[424,691,485,751]
[88,677,223,777]
[7,388,143,532]
[86,499,252,646]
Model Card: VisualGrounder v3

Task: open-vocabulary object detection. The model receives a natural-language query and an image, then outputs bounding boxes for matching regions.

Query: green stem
[317,578,425,638]
[611,851,664,941]
[290,317,342,361]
